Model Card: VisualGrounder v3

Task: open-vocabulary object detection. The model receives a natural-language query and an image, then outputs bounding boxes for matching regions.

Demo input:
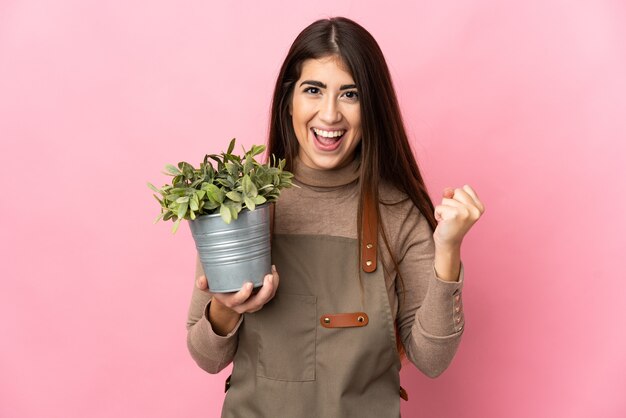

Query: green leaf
[177,202,188,219]
[227,138,236,155]
[147,182,162,194]
[207,154,223,168]
[202,182,217,192]
[204,201,219,210]
[203,183,221,203]
[202,160,215,176]
[242,175,257,197]
[178,162,194,179]
[164,164,182,176]
[253,195,267,205]
[172,218,182,233]
[220,204,232,224]
[226,191,242,202]
[153,212,165,224]
[246,144,264,157]
[172,174,184,185]
[244,196,255,211]
[216,178,230,187]
[253,145,266,156]
[225,162,238,176]
[229,204,239,221]
[175,196,190,203]
[190,194,199,211]
[152,194,163,205]
[243,155,253,174]
[214,187,225,203]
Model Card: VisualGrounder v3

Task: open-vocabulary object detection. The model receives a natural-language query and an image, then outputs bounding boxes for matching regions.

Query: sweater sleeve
[394,205,465,378]
[186,256,243,374]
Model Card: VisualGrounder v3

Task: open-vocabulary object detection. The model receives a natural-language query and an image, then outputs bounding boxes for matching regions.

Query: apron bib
[221,232,402,418]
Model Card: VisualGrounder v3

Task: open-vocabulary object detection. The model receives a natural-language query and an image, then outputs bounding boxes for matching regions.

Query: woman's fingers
[439,186,484,218]
[443,188,473,207]
[269,265,280,299]
[462,184,485,213]
[434,204,462,222]
[441,197,465,208]
[435,184,485,247]
[196,275,209,291]
[238,276,273,313]
[240,266,279,306]
[213,282,255,311]
[213,266,280,314]
[441,197,481,219]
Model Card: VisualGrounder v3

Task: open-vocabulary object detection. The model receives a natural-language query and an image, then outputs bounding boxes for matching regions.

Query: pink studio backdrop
[1,1,625,417]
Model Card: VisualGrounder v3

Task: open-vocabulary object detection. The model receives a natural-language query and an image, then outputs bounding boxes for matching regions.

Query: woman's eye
[304,87,320,94]
[343,91,359,100]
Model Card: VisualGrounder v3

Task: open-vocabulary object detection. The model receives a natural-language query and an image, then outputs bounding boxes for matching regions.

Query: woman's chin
[301,153,354,171]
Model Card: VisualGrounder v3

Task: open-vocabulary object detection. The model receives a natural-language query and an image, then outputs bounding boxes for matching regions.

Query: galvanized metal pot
[189,204,271,293]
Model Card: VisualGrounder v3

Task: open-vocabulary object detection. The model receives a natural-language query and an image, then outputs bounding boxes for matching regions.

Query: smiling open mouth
[312,128,346,150]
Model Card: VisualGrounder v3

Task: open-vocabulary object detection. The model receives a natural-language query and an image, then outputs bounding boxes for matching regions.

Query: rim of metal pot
[190,202,270,219]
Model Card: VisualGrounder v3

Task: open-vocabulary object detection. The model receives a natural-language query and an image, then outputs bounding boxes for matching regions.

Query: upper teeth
[313,128,345,138]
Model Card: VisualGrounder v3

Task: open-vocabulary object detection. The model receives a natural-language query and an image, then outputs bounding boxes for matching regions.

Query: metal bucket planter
[189,203,271,293]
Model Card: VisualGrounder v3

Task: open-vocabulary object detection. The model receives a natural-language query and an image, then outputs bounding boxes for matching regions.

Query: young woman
[186,17,484,417]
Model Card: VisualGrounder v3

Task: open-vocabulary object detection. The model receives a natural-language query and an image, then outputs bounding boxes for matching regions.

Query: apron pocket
[255,293,317,382]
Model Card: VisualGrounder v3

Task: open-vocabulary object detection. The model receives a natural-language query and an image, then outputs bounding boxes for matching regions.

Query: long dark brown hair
[267,17,438,358]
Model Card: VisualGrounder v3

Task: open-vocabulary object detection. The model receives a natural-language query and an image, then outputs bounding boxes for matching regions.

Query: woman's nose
[318,97,342,124]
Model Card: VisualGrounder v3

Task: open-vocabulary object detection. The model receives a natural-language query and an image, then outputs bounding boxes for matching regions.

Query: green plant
[148,138,295,232]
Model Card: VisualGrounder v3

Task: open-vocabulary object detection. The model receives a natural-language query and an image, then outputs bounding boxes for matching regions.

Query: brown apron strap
[361,192,378,273]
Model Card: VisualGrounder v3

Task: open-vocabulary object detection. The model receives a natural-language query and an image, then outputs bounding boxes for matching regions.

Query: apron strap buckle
[320,312,369,328]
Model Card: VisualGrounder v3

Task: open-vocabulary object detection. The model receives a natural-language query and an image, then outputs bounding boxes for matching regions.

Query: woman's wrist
[208,297,242,336]
[433,244,462,282]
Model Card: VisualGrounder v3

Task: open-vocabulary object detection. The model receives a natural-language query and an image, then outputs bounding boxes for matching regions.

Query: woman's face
[290,55,362,171]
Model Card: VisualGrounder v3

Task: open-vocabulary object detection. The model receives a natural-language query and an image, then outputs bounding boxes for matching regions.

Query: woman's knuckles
[196,277,207,289]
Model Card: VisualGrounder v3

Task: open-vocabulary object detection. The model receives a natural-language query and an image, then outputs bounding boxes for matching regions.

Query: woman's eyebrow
[299,80,357,90]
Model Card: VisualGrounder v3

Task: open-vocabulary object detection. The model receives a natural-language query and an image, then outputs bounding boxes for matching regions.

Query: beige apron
[221,199,402,417]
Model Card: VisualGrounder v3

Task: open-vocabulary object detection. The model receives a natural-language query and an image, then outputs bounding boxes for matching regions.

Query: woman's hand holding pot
[196,265,280,336]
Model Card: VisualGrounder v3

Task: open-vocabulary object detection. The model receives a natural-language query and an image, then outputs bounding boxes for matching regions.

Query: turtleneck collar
[292,155,361,188]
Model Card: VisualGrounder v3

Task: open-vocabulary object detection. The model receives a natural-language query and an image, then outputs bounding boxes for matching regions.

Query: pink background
[1,1,625,417]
